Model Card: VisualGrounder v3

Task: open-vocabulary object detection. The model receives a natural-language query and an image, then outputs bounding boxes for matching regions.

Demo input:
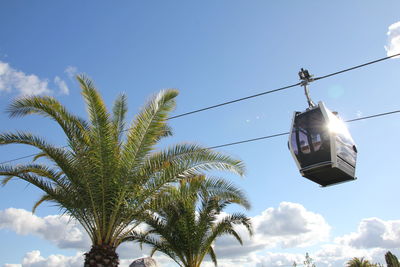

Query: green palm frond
[32,151,47,162]
[121,89,178,170]
[208,213,253,244]
[0,132,76,178]
[208,246,217,267]
[7,95,90,149]
[138,143,245,184]
[0,163,65,187]
[0,165,58,197]
[112,93,128,143]
[198,176,250,209]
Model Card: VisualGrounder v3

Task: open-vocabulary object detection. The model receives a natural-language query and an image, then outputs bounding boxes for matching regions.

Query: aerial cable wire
[346,110,400,123]
[208,109,400,150]
[0,53,399,164]
[1,109,399,165]
[169,52,400,120]
[314,52,400,81]
[167,82,302,120]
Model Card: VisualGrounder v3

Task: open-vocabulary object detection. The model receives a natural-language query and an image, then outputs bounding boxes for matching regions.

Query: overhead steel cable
[208,132,290,150]
[167,82,302,120]
[346,110,400,123]
[207,109,400,150]
[314,52,400,81]
[168,52,400,120]
[1,108,400,165]
[0,152,42,165]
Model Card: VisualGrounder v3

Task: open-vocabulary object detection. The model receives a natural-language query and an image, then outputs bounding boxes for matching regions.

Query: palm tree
[0,75,246,267]
[125,175,253,267]
[346,257,375,267]
[385,251,400,267]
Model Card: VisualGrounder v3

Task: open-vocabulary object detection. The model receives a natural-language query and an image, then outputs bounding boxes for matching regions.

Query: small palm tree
[125,175,252,267]
[303,253,316,267]
[346,257,375,267]
[0,75,245,266]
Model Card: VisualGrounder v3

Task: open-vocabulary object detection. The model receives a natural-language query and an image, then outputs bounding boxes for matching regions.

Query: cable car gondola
[288,69,358,187]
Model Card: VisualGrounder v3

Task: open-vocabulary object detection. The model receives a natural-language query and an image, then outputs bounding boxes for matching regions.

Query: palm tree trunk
[84,244,119,267]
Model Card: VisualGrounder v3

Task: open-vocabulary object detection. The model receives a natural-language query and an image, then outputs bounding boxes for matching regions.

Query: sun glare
[326,116,351,138]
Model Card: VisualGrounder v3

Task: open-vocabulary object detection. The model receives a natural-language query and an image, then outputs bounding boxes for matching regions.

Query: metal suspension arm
[298,68,316,108]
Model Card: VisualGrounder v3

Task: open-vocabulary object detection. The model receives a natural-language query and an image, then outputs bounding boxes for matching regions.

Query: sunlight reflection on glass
[326,115,352,139]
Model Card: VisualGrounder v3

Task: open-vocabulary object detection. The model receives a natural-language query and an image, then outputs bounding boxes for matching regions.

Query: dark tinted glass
[293,108,331,168]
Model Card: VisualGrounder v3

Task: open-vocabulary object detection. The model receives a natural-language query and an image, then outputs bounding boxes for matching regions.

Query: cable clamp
[298,68,314,86]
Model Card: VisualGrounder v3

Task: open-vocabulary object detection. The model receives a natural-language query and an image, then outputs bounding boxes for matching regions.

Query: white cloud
[213,202,330,260]
[254,252,304,267]
[254,202,330,248]
[385,21,400,57]
[0,208,90,250]
[257,202,323,236]
[4,250,83,267]
[336,217,400,249]
[54,76,69,95]
[0,61,73,96]
[0,61,51,95]
[64,66,77,80]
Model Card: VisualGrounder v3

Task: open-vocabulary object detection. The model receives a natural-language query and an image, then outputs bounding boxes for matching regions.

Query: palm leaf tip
[112,94,128,120]
[6,96,55,118]
[6,97,34,118]
[153,89,179,113]
[0,175,14,186]
[32,194,52,213]
[112,93,128,140]
[76,74,93,89]
[157,89,179,103]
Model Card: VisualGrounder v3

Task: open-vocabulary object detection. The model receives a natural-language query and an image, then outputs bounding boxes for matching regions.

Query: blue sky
[1,1,400,266]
